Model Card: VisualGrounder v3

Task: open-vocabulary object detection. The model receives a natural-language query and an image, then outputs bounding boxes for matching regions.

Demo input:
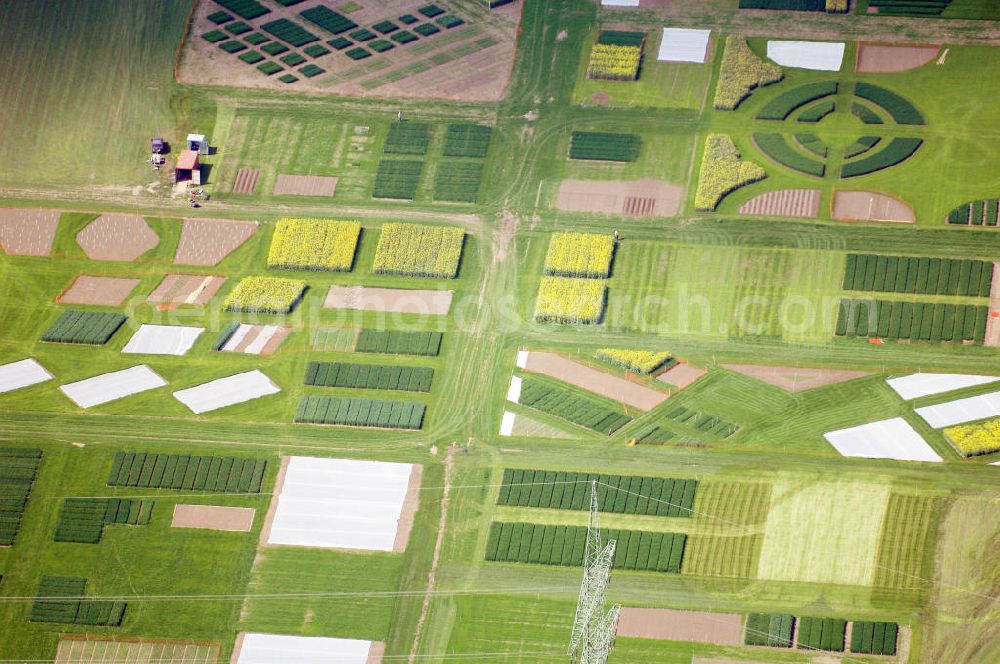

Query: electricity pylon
[568,481,622,664]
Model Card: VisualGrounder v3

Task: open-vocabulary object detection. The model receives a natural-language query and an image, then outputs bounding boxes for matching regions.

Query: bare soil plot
[221,324,291,356]
[833,191,915,223]
[556,179,683,217]
[55,636,219,664]
[739,189,820,218]
[174,218,258,266]
[521,351,667,411]
[857,44,939,73]
[172,505,255,532]
[0,358,52,394]
[173,370,280,414]
[57,275,141,306]
[76,214,159,261]
[273,174,338,197]
[147,274,226,305]
[983,262,1000,347]
[324,285,453,316]
[60,365,167,409]
[232,168,260,195]
[0,208,59,256]
[723,364,869,392]
[233,633,380,664]
[122,325,205,356]
[656,362,706,389]
[616,607,743,645]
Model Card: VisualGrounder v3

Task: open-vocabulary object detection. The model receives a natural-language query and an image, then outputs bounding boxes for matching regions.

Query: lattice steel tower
[568,481,622,664]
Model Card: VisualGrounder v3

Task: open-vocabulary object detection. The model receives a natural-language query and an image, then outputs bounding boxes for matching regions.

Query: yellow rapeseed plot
[267,218,361,271]
[544,232,615,278]
[714,36,784,111]
[587,44,642,81]
[595,349,673,374]
[372,222,465,278]
[695,134,767,211]
[944,418,1000,457]
[826,0,848,12]
[534,276,607,324]
[224,276,307,314]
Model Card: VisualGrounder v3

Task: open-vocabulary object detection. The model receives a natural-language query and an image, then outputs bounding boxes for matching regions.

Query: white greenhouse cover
[657,28,711,63]
[767,40,845,71]
[823,417,941,462]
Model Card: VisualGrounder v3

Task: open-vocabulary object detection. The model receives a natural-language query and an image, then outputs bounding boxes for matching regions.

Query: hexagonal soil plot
[76,214,159,261]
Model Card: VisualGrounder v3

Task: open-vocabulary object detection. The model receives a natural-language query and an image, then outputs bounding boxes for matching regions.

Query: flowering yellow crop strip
[714,36,784,111]
[595,349,672,374]
[544,232,615,278]
[944,418,1000,457]
[267,218,361,271]
[695,134,767,211]
[224,276,307,314]
[826,0,848,13]
[372,222,465,278]
[534,277,608,324]
[587,44,642,81]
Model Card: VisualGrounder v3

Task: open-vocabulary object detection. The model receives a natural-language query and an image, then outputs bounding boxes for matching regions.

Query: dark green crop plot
[225,21,252,35]
[299,5,357,34]
[569,131,641,162]
[370,39,394,53]
[436,14,465,29]
[756,81,838,120]
[391,30,418,44]
[739,0,824,8]
[850,621,898,655]
[418,4,446,18]
[294,396,426,429]
[214,0,270,20]
[54,498,153,544]
[239,50,265,64]
[854,82,924,124]
[948,199,1000,226]
[745,613,795,647]
[797,99,835,122]
[244,32,269,45]
[202,30,228,43]
[273,0,306,5]
[597,30,646,46]
[384,122,430,155]
[207,10,233,24]
[41,311,126,345]
[413,23,440,37]
[355,329,443,356]
[261,18,319,47]
[280,52,306,66]
[844,135,880,158]
[851,102,884,124]
[485,523,687,573]
[305,362,434,392]
[329,36,352,50]
[219,40,247,53]
[443,124,492,157]
[836,298,988,343]
[372,159,424,199]
[796,616,846,651]
[399,13,419,24]
[434,161,484,202]
[350,28,376,41]
[754,133,825,177]
[278,73,299,83]
[868,0,951,16]
[345,46,371,59]
[261,41,289,55]
[31,577,126,626]
[842,254,993,297]
[257,61,283,75]
[107,452,267,493]
[299,64,325,77]
[519,377,632,435]
[496,468,697,517]
[373,20,399,34]
[794,133,827,158]
[840,137,922,178]
[0,447,42,546]
[303,44,330,58]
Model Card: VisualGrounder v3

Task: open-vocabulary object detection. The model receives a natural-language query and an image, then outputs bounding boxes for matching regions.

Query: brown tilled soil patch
[739,189,820,218]
[324,285,453,316]
[656,362,706,389]
[58,276,141,306]
[172,505,255,532]
[147,274,225,305]
[366,641,385,664]
[617,607,743,645]
[857,44,939,72]
[77,214,159,261]
[273,174,338,197]
[723,364,870,392]
[522,351,668,411]
[557,179,683,217]
[0,208,60,256]
[175,218,258,266]
[258,456,289,547]
[983,262,1000,347]
[232,168,260,195]
[392,465,423,553]
[833,191,915,223]
[221,324,291,356]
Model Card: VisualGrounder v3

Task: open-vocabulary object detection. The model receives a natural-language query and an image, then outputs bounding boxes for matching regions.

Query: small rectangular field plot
[0,447,42,546]
[520,351,668,411]
[657,28,711,63]
[57,276,141,306]
[766,40,846,71]
[294,396,426,429]
[372,159,423,199]
[55,638,219,663]
[122,325,205,356]
[235,633,376,664]
[273,174,338,196]
[916,391,1000,428]
[443,124,493,157]
[173,370,280,414]
[147,275,226,305]
[824,417,941,462]
[60,366,166,409]
[324,285,453,315]
[266,456,419,551]
[107,451,267,493]
[261,18,319,47]
[232,168,261,194]
[887,373,1000,400]
[0,359,52,394]
[569,131,641,162]
[311,326,358,351]
[434,161,483,202]
[355,329,442,356]
[217,324,291,355]
[172,505,255,532]
[0,208,60,256]
[616,607,742,645]
[305,362,434,392]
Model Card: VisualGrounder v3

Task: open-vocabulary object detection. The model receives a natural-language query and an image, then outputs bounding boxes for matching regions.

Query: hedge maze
[294,395,426,429]
[948,199,1000,226]
[851,621,899,655]
[41,311,126,345]
[745,613,795,647]
[305,362,434,392]
[797,616,847,652]
[842,255,994,297]
[496,469,697,517]
[108,452,267,494]
[518,377,631,435]
[355,329,443,356]
[569,131,641,162]
[54,498,153,544]
[835,299,988,343]
[485,523,687,573]
[0,448,42,546]
[31,577,126,626]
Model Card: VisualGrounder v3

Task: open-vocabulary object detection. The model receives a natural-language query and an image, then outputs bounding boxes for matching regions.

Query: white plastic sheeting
[60,365,166,408]
[767,40,845,71]
[915,391,1000,428]
[267,456,415,551]
[122,324,204,356]
[0,358,52,394]
[823,417,941,462]
[236,633,373,664]
[173,370,280,414]
[886,373,1000,400]
[601,0,640,6]
[499,411,516,436]
[657,28,711,63]
[506,375,522,403]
